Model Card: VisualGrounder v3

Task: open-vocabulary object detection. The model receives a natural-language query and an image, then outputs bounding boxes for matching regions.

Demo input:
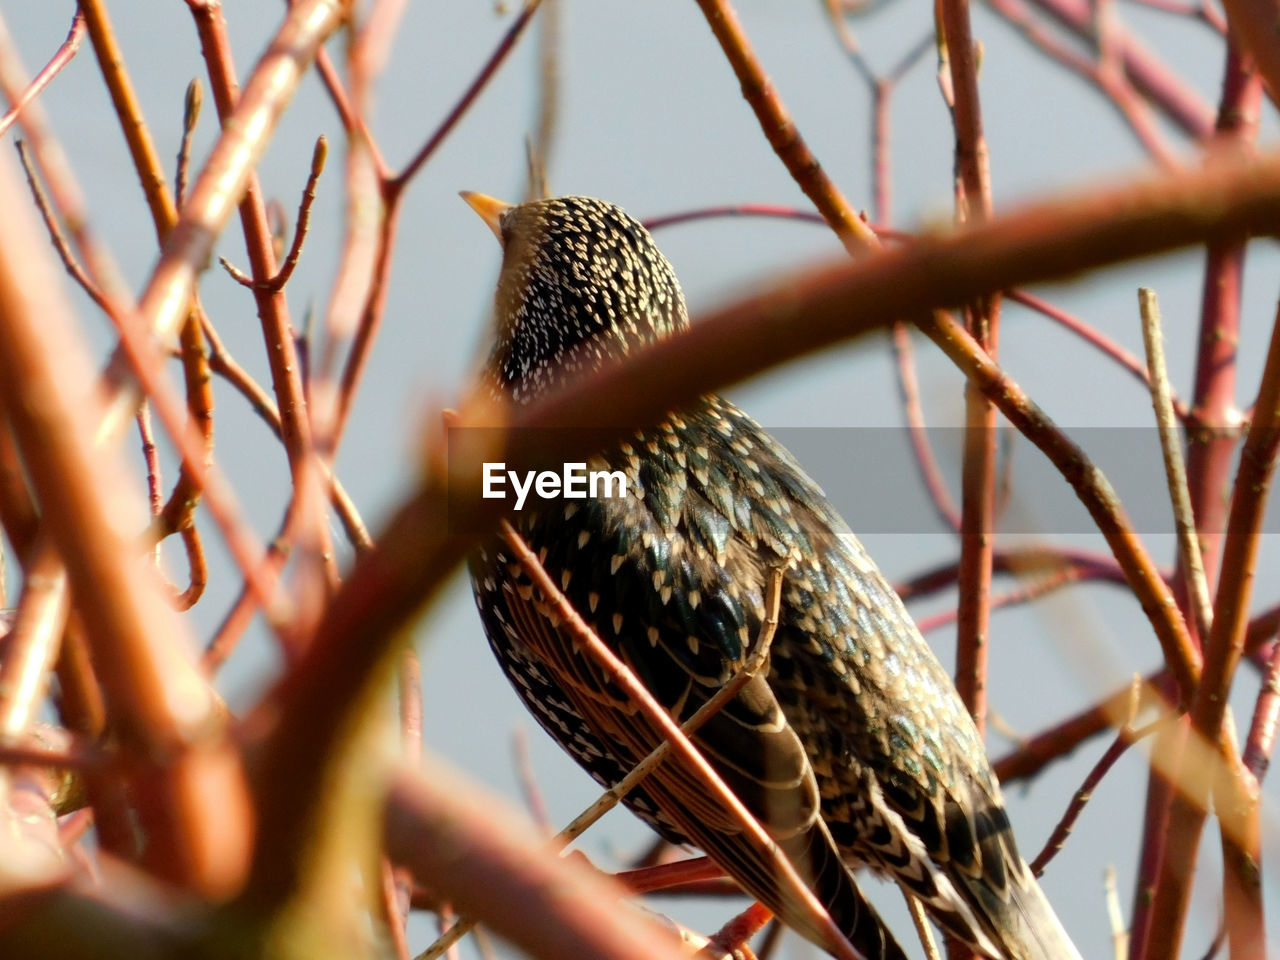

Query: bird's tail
[955,857,1083,960]
[773,822,910,960]
[1005,862,1084,960]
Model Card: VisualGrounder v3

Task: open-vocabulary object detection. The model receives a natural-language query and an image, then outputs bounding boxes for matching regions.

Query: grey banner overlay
[447,426,1247,535]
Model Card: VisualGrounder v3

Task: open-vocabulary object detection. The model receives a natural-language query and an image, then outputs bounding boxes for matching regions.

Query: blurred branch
[890,322,962,531]
[13,141,111,314]
[0,550,67,737]
[0,12,84,140]
[323,1,544,461]
[1219,0,1280,105]
[993,0,1215,139]
[0,147,248,895]
[386,762,688,960]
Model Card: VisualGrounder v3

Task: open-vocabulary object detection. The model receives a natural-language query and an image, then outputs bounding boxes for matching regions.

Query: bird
[462,192,1083,960]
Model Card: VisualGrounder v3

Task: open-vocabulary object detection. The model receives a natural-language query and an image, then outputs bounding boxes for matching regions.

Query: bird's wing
[729,410,1082,960]
[481,400,910,959]
[495,546,908,960]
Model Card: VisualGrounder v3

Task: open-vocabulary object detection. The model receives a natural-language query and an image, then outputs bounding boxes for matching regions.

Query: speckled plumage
[465,195,1082,960]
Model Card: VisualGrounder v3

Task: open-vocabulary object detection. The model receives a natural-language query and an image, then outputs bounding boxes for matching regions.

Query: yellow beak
[460,191,514,243]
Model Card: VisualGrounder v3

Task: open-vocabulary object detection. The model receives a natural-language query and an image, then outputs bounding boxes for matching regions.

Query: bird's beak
[460,191,513,243]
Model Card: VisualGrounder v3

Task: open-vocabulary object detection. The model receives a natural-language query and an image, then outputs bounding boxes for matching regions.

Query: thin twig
[898,546,1133,601]
[1144,263,1280,958]
[14,140,111,314]
[940,0,1001,749]
[326,1,544,461]
[198,318,371,551]
[186,0,339,595]
[175,78,202,208]
[1138,287,1212,640]
[1242,638,1280,779]
[79,0,177,236]
[915,564,1089,635]
[1009,289,1190,419]
[907,895,942,960]
[390,0,544,193]
[171,525,208,610]
[137,404,163,528]
[1030,713,1165,875]
[511,728,553,833]
[525,0,560,201]
[1104,865,1128,960]
[644,204,828,232]
[693,0,875,255]
[219,135,327,293]
[1128,42,1259,959]
[554,566,784,848]
[991,0,1213,139]
[890,322,961,531]
[0,12,85,140]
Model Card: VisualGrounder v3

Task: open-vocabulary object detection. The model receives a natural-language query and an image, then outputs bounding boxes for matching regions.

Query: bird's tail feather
[1005,863,1084,960]
[773,822,910,960]
[958,858,1083,960]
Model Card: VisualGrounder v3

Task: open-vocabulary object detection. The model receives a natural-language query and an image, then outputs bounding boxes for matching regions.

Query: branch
[693,0,874,254]
[0,12,84,140]
[1145,287,1280,959]
[939,0,1000,749]
[0,148,249,895]
[1219,0,1280,105]
[917,309,1200,702]
[386,762,687,960]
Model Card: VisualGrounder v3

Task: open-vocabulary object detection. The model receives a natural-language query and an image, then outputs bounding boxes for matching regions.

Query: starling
[463,193,1083,960]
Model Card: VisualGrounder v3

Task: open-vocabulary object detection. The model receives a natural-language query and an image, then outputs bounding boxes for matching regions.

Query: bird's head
[462,193,688,404]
